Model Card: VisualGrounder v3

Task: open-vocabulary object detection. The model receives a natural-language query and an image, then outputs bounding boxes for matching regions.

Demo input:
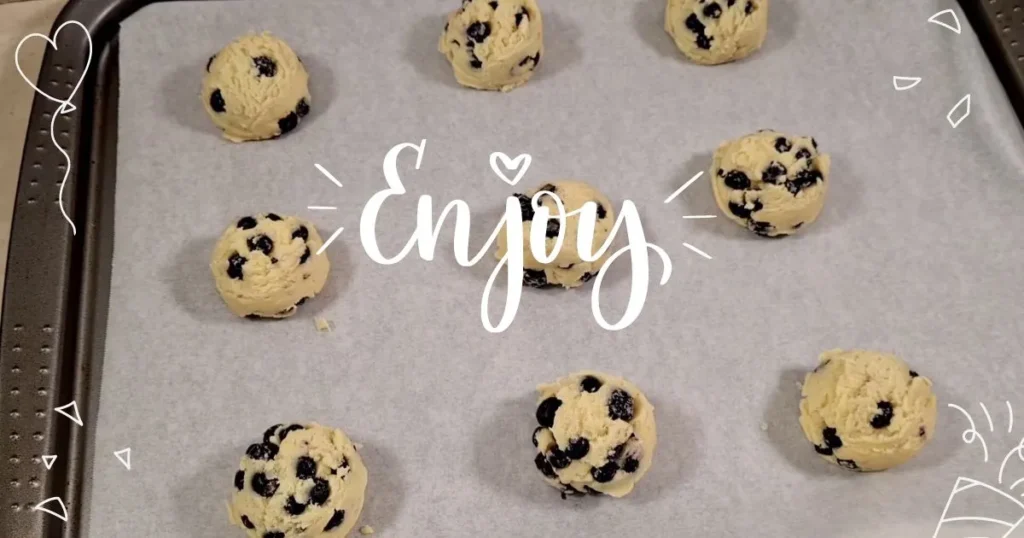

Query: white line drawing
[41,455,57,470]
[949,402,989,462]
[1012,477,1024,491]
[316,227,344,255]
[14,20,93,236]
[928,8,962,35]
[53,400,83,427]
[31,496,68,522]
[489,152,532,187]
[932,477,1024,538]
[682,215,716,219]
[315,163,343,188]
[307,205,337,210]
[947,93,971,128]
[998,437,1024,485]
[664,171,704,204]
[1010,401,1015,434]
[983,402,996,432]
[683,242,712,260]
[114,447,131,470]
[892,76,922,91]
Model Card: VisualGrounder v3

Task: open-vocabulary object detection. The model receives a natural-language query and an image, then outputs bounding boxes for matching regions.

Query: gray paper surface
[89,0,1024,536]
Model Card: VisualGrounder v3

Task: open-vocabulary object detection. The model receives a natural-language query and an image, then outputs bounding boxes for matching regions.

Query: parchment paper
[87,0,1024,536]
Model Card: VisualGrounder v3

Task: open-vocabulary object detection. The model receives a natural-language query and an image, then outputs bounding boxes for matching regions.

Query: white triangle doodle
[892,76,922,91]
[31,497,68,522]
[114,448,131,470]
[928,9,962,35]
[53,401,83,427]
[947,94,971,128]
[41,455,57,470]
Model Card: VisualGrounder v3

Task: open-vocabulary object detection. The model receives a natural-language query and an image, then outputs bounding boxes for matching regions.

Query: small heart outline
[489,151,532,187]
[15,20,92,116]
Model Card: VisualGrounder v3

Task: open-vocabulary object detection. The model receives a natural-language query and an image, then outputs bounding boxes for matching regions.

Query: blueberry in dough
[532,371,657,498]
[439,0,544,91]
[228,423,368,538]
[799,349,937,472]
[202,32,311,142]
[211,213,329,318]
[666,0,768,65]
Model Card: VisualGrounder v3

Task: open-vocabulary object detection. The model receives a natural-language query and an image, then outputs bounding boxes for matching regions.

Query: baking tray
[2,0,1024,537]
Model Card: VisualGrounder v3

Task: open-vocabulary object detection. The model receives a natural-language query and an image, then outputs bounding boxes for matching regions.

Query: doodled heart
[489,151,533,187]
[15,20,93,115]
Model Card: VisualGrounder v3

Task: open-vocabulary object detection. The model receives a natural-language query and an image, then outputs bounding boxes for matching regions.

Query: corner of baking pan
[957,0,1024,126]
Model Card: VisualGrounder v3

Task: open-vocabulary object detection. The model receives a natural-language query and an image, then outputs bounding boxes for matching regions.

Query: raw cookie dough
[665,0,768,65]
[533,371,657,498]
[799,349,938,472]
[202,32,311,142]
[495,181,615,289]
[228,423,368,538]
[438,0,544,91]
[210,213,329,318]
[710,129,830,237]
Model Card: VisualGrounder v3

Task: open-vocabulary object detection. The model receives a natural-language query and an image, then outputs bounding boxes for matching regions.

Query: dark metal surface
[0,0,1021,537]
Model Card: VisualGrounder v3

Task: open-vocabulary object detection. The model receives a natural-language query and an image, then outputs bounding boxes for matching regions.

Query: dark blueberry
[296,98,310,118]
[300,247,311,265]
[519,52,541,67]
[822,427,843,449]
[237,216,257,229]
[251,472,279,497]
[514,193,535,221]
[623,457,640,473]
[247,234,274,256]
[532,426,544,447]
[515,8,529,27]
[285,496,307,515]
[296,456,317,479]
[209,89,226,113]
[596,203,607,219]
[909,370,919,378]
[469,53,483,69]
[246,442,278,461]
[811,137,818,149]
[591,462,619,483]
[263,424,282,443]
[444,22,449,32]
[294,297,308,307]
[536,397,562,427]
[607,390,635,422]
[264,533,285,538]
[794,222,804,229]
[278,424,304,441]
[750,221,776,237]
[814,444,834,456]
[278,112,299,135]
[788,169,822,194]
[609,443,625,461]
[566,438,590,460]
[685,13,706,34]
[253,56,277,77]
[761,162,787,184]
[579,272,595,283]
[245,314,264,320]
[745,0,754,14]
[727,0,736,5]
[919,426,927,437]
[774,137,792,153]
[794,148,812,160]
[323,510,346,531]
[871,401,894,429]
[837,459,859,470]
[534,453,558,479]
[703,2,722,18]
[695,34,714,50]
[717,168,725,176]
[467,21,491,43]
[206,55,216,72]
[728,200,762,219]
[234,470,245,490]
[723,170,751,189]
[309,478,330,505]
[560,485,585,499]
[489,1,497,8]
[242,515,255,529]
[272,257,278,264]
[266,213,282,221]
[580,375,602,393]
[538,183,557,195]
[292,226,309,241]
[524,269,550,288]
[545,218,560,239]
[547,448,571,469]
[226,252,246,280]
[813,358,830,373]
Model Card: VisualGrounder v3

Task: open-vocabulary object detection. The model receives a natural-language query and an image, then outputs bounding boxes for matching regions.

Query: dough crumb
[759,422,769,432]
[314,317,334,332]
[360,525,375,535]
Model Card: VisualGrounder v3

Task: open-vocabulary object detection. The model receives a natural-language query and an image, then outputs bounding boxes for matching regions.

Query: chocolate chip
[607,390,634,422]
[515,193,535,221]
[309,478,331,505]
[837,458,859,470]
[745,1,754,14]
[761,162,787,184]
[814,444,833,456]
[296,456,316,479]
[822,427,843,449]
[579,272,595,283]
[751,221,776,237]
[300,247,311,264]
[515,8,529,27]
[246,442,278,461]
[788,169,822,194]
[251,472,278,497]
[547,448,571,469]
[237,217,257,229]
[247,234,274,256]
[209,89,226,113]
[545,219,560,238]
[532,427,544,447]
[323,510,346,531]
[242,515,255,529]
[278,112,299,135]
[234,470,245,490]
[285,496,307,515]
[811,137,818,149]
[703,2,722,18]
[278,424,304,442]
[536,397,562,428]
[263,424,282,443]
[470,57,482,69]
[206,55,216,72]
[489,1,497,8]
[566,438,590,460]
[794,148,812,160]
[227,252,246,280]
[518,52,541,67]
[870,401,894,429]
[695,34,713,50]
[591,462,619,483]
[266,213,282,221]
[909,370,919,378]
[467,21,491,43]
[581,376,602,393]
[919,426,927,437]
[623,457,640,473]
[685,13,706,34]
[775,137,792,153]
[524,269,550,288]
[596,203,607,219]
[724,170,751,190]
[534,453,558,479]
[728,200,762,219]
[290,226,308,242]
[264,533,285,538]
[253,56,277,77]
[296,98,310,118]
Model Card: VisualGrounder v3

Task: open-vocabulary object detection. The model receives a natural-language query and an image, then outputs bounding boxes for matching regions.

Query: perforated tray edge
[1,1,1021,537]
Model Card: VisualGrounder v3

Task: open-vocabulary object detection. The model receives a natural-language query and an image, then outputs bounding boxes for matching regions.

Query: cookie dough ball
[799,349,938,472]
[495,181,615,289]
[710,129,830,237]
[438,0,544,91]
[210,213,329,318]
[228,423,368,538]
[532,371,657,498]
[202,32,311,142]
[665,0,768,65]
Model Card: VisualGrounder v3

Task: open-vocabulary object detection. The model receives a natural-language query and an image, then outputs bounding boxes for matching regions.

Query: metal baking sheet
[85,0,1024,536]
